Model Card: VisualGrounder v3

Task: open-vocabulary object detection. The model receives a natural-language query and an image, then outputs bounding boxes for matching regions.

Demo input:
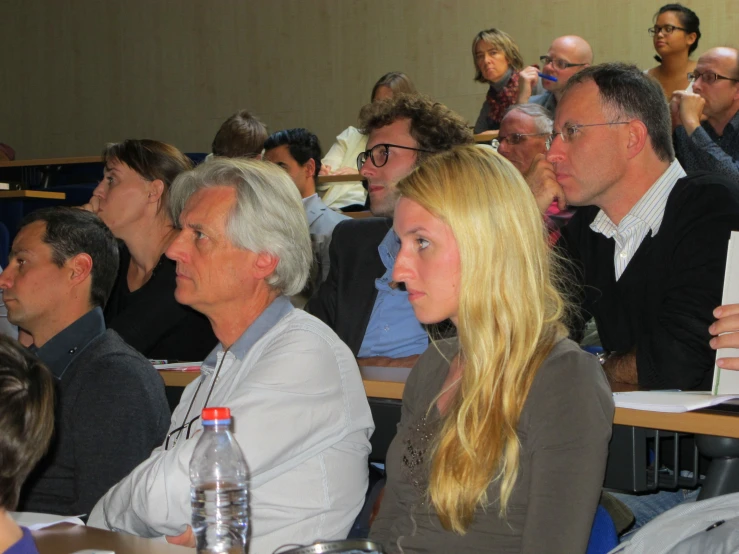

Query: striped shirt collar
[590,159,686,238]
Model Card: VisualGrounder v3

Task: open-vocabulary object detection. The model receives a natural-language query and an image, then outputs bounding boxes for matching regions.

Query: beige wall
[1,0,736,159]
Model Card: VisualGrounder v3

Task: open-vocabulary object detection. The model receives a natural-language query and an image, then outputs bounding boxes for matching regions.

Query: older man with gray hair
[496,103,573,239]
[89,158,374,552]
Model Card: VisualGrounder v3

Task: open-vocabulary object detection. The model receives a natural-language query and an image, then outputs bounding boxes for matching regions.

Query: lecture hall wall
[2,0,736,159]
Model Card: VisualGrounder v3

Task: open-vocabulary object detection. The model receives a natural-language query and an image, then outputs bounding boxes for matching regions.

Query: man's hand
[710,304,739,370]
[80,195,101,214]
[524,154,566,213]
[671,91,705,135]
[517,66,540,104]
[166,525,195,547]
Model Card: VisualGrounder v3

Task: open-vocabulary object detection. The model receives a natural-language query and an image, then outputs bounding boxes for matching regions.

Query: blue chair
[586,505,619,554]
[0,222,9,268]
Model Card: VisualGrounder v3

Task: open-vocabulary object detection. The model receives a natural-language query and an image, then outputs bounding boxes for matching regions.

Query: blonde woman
[369,145,614,553]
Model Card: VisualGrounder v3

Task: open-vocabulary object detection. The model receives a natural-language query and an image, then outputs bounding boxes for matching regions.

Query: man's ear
[253,251,279,281]
[304,158,316,181]
[625,119,649,160]
[66,252,93,289]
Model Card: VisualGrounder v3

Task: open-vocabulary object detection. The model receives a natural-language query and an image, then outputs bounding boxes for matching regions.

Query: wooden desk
[33,523,191,554]
[0,156,102,168]
[158,368,406,400]
[158,368,739,437]
[473,131,499,142]
[0,190,65,200]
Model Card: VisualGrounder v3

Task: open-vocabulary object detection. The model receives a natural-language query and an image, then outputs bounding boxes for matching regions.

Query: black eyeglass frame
[539,56,588,71]
[356,143,434,171]
[648,24,688,37]
[492,132,550,149]
[688,71,739,85]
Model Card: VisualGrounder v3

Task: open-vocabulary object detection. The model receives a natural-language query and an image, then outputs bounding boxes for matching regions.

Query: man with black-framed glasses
[517,35,593,112]
[306,94,472,363]
[672,47,739,180]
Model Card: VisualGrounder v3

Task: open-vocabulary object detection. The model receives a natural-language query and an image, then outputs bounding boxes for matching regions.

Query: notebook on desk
[613,391,739,413]
[713,231,739,394]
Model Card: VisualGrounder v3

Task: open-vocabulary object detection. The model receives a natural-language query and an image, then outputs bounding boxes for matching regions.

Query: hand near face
[166,525,195,547]
[672,91,705,134]
[517,66,540,104]
[710,304,739,370]
[524,154,566,213]
[79,195,101,214]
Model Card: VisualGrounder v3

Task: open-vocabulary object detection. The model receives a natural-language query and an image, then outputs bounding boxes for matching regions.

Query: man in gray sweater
[0,207,170,517]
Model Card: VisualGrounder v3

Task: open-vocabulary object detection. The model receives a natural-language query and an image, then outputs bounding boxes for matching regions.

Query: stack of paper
[713,231,739,394]
[613,391,739,413]
[10,511,85,530]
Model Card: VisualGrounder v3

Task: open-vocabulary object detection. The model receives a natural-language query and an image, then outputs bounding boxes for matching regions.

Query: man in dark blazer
[306,95,472,363]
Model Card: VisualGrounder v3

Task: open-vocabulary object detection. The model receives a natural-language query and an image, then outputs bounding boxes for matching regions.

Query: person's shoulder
[79,330,160,378]
[671,171,739,211]
[531,339,611,398]
[270,308,354,354]
[332,217,393,245]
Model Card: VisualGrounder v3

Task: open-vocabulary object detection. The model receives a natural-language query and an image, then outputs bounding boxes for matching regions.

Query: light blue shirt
[357,229,428,358]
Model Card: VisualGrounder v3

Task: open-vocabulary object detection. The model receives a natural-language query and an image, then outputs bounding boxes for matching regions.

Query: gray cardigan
[19,329,170,516]
[370,338,614,554]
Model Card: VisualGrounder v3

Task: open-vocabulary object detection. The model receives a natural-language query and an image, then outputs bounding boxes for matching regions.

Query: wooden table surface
[33,523,192,554]
[0,190,66,200]
[316,173,363,184]
[0,156,102,168]
[158,367,739,438]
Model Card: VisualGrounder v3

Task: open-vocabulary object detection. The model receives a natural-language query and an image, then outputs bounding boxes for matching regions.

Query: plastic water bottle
[190,407,250,553]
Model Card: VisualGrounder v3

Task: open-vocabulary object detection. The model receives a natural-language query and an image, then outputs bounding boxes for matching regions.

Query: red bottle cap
[202,407,231,421]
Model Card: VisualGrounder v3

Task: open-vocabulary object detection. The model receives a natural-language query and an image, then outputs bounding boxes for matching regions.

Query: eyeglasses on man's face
[545,121,630,150]
[688,71,739,85]
[492,132,550,149]
[648,24,688,36]
[539,56,587,71]
[356,143,433,171]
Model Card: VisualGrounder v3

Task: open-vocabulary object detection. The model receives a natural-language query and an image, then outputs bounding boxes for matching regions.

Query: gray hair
[168,158,312,296]
[503,103,553,134]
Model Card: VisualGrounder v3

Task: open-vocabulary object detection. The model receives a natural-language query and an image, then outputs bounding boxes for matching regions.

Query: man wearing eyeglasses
[535,63,739,392]
[496,103,573,242]
[306,94,472,364]
[517,35,593,112]
[672,47,739,180]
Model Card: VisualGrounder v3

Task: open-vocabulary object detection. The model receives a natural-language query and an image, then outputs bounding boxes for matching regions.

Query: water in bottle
[190,406,250,553]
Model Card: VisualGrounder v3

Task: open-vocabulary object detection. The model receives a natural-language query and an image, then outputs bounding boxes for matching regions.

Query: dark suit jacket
[306,217,393,355]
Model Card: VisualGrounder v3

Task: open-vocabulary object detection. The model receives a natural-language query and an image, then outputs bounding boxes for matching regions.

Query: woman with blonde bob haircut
[472,28,541,133]
[369,145,614,553]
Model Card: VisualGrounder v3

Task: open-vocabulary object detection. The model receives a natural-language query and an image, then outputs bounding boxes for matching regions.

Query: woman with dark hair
[472,28,541,134]
[646,3,701,98]
[320,72,418,210]
[84,139,217,361]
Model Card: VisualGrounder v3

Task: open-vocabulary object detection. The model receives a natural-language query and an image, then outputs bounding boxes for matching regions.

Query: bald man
[517,35,593,112]
[672,47,739,180]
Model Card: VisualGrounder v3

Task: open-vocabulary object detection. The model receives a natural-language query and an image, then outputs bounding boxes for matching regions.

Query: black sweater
[560,172,739,390]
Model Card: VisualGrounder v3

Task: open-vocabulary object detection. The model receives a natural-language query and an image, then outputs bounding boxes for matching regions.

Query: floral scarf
[482,71,520,131]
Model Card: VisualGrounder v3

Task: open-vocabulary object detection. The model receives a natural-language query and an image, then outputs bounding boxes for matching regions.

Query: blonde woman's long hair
[396,145,568,534]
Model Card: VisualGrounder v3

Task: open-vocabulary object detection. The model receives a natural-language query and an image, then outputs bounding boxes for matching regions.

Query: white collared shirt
[88,298,374,553]
[590,159,686,280]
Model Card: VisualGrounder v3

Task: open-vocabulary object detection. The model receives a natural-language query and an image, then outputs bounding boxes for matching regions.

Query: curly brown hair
[358,94,473,165]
